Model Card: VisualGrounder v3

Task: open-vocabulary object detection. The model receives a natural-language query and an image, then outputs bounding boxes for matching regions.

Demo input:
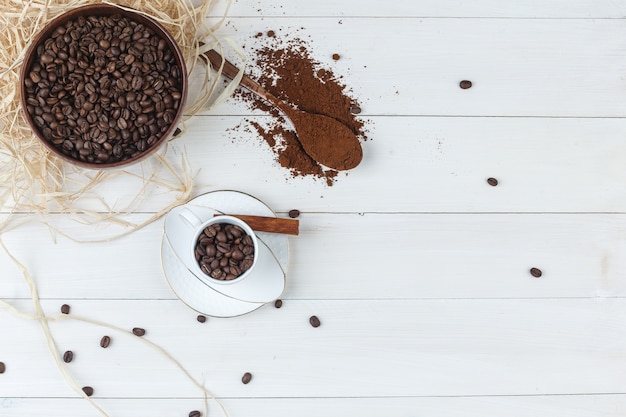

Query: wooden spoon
[204,49,363,171]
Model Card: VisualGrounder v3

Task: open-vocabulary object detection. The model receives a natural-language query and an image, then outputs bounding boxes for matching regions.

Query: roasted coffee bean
[189,411,201,417]
[274,299,283,309]
[61,304,70,314]
[241,372,252,384]
[460,80,473,89]
[197,315,207,323]
[288,209,300,218]
[24,13,183,164]
[100,335,111,348]
[530,267,543,278]
[82,386,94,397]
[487,177,498,186]
[309,315,321,328]
[63,350,74,363]
[132,327,146,336]
[0,362,5,374]
[349,105,362,114]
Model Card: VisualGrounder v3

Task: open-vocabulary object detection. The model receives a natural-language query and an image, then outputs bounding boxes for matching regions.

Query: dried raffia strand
[0,239,227,417]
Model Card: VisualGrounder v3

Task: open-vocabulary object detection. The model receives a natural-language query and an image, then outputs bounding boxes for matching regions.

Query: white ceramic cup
[178,208,258,285]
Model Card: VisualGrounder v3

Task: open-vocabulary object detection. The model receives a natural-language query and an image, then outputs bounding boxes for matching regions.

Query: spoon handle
[204,49,274,103]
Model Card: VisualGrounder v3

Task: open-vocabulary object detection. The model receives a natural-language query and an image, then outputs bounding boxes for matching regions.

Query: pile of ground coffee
[232,31,367,185]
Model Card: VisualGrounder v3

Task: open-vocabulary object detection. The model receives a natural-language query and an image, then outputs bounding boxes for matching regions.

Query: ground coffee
[233,32,367,185]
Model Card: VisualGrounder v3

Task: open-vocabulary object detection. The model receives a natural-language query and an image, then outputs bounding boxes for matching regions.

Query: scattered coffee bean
[132,327,146,336]
[197,315,207,323]
[349,105,362,114]
[267,30,275,37]
[82,386,94,397]
[241,372,252,384]
[100,335,111,348]
[288,209,300,218]
[332,53,341,60]
[189,411,201,417]
[24,13,183,165]
[61,304,70,314]
[487,177,498,186]
[63,351,74,363]
[309,315,321,328]
[0,361,5,374]
[530,267,543,278]
[195,223,255,281]
[274,299,283,309]
[459,80,473,89]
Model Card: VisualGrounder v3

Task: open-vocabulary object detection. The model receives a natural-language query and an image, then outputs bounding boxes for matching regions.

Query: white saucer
[164,205,285,303]
[160,190,289,317]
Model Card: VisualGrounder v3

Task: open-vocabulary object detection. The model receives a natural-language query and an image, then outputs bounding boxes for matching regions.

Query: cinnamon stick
[213,214,299,235]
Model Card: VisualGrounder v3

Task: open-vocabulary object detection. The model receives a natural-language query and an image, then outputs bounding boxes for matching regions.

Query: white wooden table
[2,1,626,416]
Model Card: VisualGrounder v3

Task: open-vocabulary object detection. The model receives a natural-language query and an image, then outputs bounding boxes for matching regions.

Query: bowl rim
[19,3,188,169]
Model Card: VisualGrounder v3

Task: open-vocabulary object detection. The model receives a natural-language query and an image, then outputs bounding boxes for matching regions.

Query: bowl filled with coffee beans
[20,4,187,168]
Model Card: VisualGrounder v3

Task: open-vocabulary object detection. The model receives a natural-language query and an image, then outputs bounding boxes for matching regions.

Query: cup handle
[178,207,203,230]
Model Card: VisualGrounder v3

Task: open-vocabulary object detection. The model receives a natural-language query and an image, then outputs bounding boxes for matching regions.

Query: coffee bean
[487,177,498,186]
[61,304,70,314]
[274,299,283,308]
[460,80,473,89]
[29,71,41,83]
[197,315,207,323]
[309,315,321,328]
[63,350,74,363]
[349,105,362,114]
[40,53,54,64]
[288,209,300,218]
[241,372,252,384]
[530,267,543,278]
[0,362,5,374]
[189,411,201,417]
[332,53,340,60]
[24,13,183,165]
[132,327,146,336]
[100,335,111,348]
[82,386,94,397]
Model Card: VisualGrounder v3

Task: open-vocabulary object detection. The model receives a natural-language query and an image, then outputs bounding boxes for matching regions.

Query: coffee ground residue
[232,32,367,185]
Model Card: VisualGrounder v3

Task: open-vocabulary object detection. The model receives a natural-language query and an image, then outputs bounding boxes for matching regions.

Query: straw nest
[0,0,238,241]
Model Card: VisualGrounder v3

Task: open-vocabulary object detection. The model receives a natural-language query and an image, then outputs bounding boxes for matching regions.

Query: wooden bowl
[19,4,188,169]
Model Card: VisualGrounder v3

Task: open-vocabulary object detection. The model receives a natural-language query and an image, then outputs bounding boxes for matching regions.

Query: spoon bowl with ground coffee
[204,49,363,171]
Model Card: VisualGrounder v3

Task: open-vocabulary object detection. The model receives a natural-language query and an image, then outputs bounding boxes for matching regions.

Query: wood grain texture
[3,396,626,417]
[1,213,626,300]
[201,18,626,117]
[1,299,626,399]
[209,0,626,18]
[2,1,626,416]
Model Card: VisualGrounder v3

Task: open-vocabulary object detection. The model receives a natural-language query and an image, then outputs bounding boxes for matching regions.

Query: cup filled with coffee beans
[179,208,258,286]
[19,4,187,168]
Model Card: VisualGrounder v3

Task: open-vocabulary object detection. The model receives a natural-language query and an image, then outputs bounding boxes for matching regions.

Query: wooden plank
[211,0,626,18]
[1,213,625,300]
[1,299,625,398]
[200,17,626,117]
[3,395,626,417]
[175,116,626,213]
[5,115,626,214]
